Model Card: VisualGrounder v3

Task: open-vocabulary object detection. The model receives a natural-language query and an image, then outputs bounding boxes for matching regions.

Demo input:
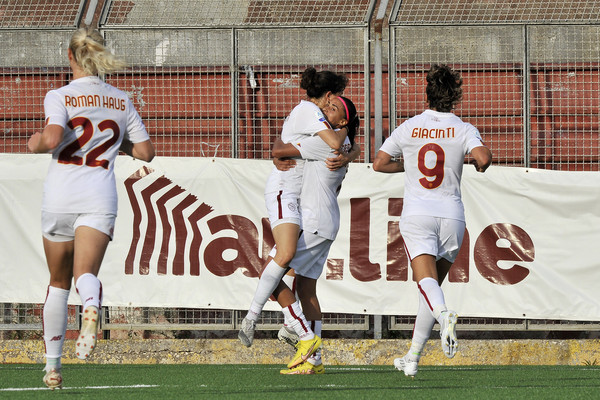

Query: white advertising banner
[1,154,600,321]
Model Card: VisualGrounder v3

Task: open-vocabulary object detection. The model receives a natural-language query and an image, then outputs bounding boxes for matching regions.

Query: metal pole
[523,25,531,168]
[231,28,238,158]
[373,0,390,158]
[83,0,98,27]
[374,314,383,339]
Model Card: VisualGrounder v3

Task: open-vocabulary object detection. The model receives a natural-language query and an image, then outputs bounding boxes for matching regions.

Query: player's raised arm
[316,125,348,150]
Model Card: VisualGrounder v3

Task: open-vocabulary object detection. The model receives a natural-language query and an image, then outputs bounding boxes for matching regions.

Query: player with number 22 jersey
[42,76,149,215]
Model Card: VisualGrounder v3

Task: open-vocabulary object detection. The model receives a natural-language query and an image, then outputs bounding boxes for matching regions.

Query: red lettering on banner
[327,259,344,280]
[139,177,172,274]
[124,168,214,276]
[349,198,381,281]
[172,194,204,275]
[204,214,264,277]
[188,202,215,276]
[474,223,534,285]
[448,229,470,282]
[155,185,186,274]
[123,169,535,287]
[386,198,408,281]
[124,166,152,275]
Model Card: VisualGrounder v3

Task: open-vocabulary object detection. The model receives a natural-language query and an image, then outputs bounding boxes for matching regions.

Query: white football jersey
[42,76,149,214]
[379,109,485,221]
[293,135,351,240]
[264,100,331,197]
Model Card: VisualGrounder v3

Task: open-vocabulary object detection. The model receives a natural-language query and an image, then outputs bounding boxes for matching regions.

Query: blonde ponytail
[69,27,127,76]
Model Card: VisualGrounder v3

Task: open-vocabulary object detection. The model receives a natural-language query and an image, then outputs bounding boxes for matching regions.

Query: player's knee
[274,249,296,266]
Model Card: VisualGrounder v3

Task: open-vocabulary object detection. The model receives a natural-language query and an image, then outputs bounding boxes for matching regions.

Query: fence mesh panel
[0,0,84,28]
[392,25,526,166]
[393,0,600,24]
[0,30,72,153]
[236,27,366,160]
[1,303,78,331]
[528,25,600,170]
[102,0,372,27]
[104,29,234,158]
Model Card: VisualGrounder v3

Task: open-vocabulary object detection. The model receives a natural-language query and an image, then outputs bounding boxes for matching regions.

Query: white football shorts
[42,211,116,242]
[399,215,465,263]
[264,189,301,228]
[288,231,333,280]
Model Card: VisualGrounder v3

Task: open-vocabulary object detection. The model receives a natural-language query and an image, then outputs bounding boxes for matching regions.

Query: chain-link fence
[390,0,600,170]
[1,0,600,336]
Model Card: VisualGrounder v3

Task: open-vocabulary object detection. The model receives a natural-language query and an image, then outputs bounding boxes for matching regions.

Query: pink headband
[338,96,350,121]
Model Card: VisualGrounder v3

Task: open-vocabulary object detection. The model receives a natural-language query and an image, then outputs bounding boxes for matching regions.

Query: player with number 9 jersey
[377,108,484,222]
[42,76,150,215]
[374,64,491,378]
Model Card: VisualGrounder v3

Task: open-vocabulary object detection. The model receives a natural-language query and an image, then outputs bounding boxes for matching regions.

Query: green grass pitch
[1,364,599,399]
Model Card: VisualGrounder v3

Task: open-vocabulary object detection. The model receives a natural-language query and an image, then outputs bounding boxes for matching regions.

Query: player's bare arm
[120,138,155,162]
[373,149,404,173]
[326,142,361,171]
[131,139,155,162]
[28,124,64,153]
[470,145,492,173]
[272,138,301,158]
[273,157,296,171]
[316,125,348,150]
[271,138,299,171]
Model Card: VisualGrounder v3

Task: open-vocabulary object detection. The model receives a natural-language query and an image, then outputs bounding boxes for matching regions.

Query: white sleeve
[43,90,68,128]
[291,135,333,162]
[464,124,485,153]
[125,99,150,143]
[378,125,405,157]
[296,106,332,137]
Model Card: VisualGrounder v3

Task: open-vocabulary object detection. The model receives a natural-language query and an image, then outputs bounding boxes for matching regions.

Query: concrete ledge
[2,339,600,366]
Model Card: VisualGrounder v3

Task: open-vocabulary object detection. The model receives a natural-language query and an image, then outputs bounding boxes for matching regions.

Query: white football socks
[246,259,287,322]
[417,277,448,321]
[43,286,69,371]
[75,273,102,310]
[408,290,436,362]
[308,320,322,365]
[282,301,314,340]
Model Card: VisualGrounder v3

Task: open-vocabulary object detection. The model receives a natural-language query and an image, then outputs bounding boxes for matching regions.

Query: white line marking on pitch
[0,384,160,392]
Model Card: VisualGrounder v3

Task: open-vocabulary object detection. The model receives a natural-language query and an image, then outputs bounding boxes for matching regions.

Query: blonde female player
[239,67,349,347]
[271,96,360,374]
[28,27,155,390]
[373,64,492,378]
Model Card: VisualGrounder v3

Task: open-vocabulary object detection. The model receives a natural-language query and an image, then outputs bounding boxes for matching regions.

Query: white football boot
[76,305,99,360]
[238,317,256,347]
[439,310,458,358]
[394,355,418,378]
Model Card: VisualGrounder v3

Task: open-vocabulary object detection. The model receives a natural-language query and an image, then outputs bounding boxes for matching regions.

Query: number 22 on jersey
[58,116,120,169]
[418,143,445,189]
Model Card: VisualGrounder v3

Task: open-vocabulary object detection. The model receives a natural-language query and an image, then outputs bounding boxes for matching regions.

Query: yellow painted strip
[2,339,599,366]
